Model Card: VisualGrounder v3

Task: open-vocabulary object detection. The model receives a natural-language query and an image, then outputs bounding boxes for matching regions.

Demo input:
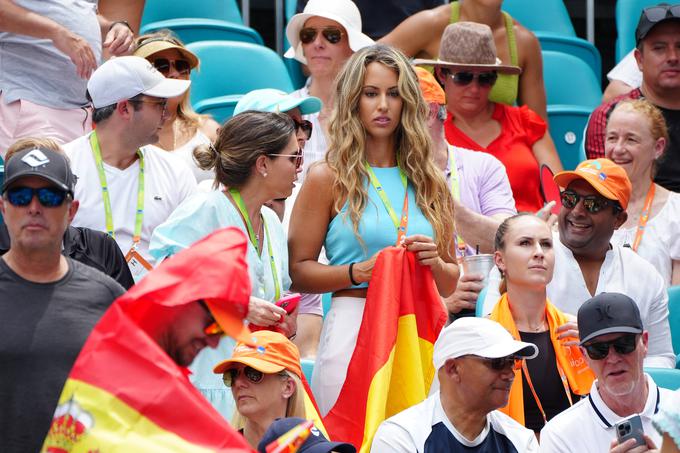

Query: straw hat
[134,36,199,70]
[284,0,374,65]
[413,22,521,74]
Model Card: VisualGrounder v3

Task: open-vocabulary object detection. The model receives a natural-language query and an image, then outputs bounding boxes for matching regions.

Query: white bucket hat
[284,0,374,65]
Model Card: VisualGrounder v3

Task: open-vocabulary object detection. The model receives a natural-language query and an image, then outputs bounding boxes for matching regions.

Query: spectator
[540,293,672,452]
[0,0,134,155]
[0,146,124,452]
[150,111,299,420]
[415,22,562,213]
[233,89,324,358]
[284,0,374,183]
[213,331,307,448]
[133,31,220,183]
[63,55,196,281]
[605,99,680,286]
[258,417,355,453]
[488,214,593,432]
[371,317,539,452]
[0,137,134,288]
[381,0,547,119]
[585,4,680,192]
[288,44,458,415]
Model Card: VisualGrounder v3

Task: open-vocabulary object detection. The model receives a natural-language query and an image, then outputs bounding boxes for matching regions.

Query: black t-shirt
[654,106,680,192]
[0,258,124,452]
[519,330,576,432]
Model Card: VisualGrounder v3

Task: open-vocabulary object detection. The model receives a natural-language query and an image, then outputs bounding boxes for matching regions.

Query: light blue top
[325,166,434,289]
[149,189,291,421]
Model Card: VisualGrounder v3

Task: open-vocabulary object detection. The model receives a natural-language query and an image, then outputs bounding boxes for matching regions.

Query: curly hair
[325,44,455,258]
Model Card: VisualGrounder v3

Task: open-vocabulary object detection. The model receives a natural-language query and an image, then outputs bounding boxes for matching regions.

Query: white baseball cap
[87,56,191,108]
[284,0,374,65]
[433,318,538,370]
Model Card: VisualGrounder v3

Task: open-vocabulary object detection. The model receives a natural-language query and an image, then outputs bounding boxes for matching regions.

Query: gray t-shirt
[0,0,101,108]
[0,257,124,453]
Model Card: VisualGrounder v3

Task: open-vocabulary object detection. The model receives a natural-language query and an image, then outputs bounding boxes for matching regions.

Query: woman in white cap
[605,99,680,286]
[134,31,220,182]
[415,22,561,213]
[284,0,374,180]
[381,0,548,120]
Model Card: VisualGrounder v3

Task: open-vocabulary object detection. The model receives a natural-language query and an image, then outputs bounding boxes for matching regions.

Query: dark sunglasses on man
[299,27,344,45]
[560,190,622,214]
[5,186,69,208]
[582,333,638,361]
[444,70,498,88]
[464,354,523,371]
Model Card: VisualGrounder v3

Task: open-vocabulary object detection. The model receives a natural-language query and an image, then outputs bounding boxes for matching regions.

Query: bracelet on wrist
[348,262,360,286]
[109,20,132,33]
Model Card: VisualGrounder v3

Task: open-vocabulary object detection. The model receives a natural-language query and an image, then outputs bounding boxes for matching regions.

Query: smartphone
[276,293,301,315]
[615,414,645,448]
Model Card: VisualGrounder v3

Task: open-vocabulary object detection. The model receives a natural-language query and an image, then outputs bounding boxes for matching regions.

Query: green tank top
[449,2,519,106]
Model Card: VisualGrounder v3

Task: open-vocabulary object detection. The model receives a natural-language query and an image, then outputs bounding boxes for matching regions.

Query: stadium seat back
[547,106,590,171]
[536,33,602,81]
[615,0,659,62]
[141,0,243,27]
[140,19,263,46]
[543,51,602,108]
[644,367,680,390]
[503,0,576,36]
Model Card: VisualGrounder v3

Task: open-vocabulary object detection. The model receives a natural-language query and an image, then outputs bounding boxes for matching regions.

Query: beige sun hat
[284,0,374,65]
[414,22,521,74]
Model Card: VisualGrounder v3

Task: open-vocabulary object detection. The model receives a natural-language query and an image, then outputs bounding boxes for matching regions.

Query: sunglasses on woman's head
[447,71,498,87]
[560,190,621,214]
[299,27,344,45]
[153,58,191,76]
[5,187,68,207]
[293,119,313,140]
[267,149,304,170]
[583,333,638,360]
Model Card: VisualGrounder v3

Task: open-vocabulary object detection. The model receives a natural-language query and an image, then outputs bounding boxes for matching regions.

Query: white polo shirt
[372,393,538,453]
[539,374,670,452]
[64,133,197,264]
[482,233,675,368]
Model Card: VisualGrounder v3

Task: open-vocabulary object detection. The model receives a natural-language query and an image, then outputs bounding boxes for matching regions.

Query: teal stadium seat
[668,285,680,368]
[536,34,602,81]
[322,292,332,317]
[542,51,602,109]
[301,358,315,383]
[141,0,244,27]
[140,19,263,46]
[503,0,576,37]
[644,367,680,390]
[283,0,307,89]
[186,41,294,123]
[547,106,589,171]
[615,0,659,62]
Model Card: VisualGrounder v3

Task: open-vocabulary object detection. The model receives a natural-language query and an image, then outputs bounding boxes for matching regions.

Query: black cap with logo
[578,292,644,345]
[2,148,76,195]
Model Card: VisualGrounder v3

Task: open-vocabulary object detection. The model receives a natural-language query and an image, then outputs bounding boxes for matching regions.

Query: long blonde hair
[326,44,455,258]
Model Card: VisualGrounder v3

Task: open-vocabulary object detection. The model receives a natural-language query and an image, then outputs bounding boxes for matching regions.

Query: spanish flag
[41,228,255,452]
[323,247,447,451]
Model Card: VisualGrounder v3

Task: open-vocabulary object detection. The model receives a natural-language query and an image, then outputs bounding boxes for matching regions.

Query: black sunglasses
[467,355,522,371]
[447,71,498,87]
[642,4,680,23]
[223,366,264,387]
[267,148,304,170]
[299,27,344,45]
[293,119,313,140]
[5,187,68,207]
[560,190,621,214]
[153,58,191,76]
[583,334,638,360]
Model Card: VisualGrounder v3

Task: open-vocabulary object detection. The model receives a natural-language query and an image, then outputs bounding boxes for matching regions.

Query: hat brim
[2,172,72,195]
[142,77,191,99]
[284,12,374,64]
[213,356,287,375]
[475,340,539,360]
[553,170,619,202]
[579,327,643,346]
[204,298,255,347]
[413,58,521,75]
[134,40,199,69]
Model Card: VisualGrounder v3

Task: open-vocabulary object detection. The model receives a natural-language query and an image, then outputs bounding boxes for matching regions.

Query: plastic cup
[462,254,495,288]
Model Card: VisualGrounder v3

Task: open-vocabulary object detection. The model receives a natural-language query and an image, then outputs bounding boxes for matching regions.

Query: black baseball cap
[257,418,356,453]
[635,3,680,46]
[2,148,76,195]
[578,293,644,345]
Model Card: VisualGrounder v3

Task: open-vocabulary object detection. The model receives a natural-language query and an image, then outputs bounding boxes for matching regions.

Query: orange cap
[414,66,446,105]
[553,158,632,210]
[213,330,302,378]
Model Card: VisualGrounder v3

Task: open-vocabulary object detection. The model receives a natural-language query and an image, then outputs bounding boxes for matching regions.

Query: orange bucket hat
[553,158,632,210]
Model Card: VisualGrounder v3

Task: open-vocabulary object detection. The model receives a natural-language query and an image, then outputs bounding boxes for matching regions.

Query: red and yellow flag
[41,228,255,452]
[323,247,447,451]
[265,419,314,453]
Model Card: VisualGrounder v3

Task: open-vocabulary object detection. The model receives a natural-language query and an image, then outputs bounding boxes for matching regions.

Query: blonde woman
[134,31,220,182]
[288,44,458,415]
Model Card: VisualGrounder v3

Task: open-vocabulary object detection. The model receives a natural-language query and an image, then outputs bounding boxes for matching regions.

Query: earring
[262,172,268,178]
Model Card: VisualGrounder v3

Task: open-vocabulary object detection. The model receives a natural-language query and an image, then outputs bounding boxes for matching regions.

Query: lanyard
[89,131,144,244]
[228,189,281,300]
[632,182,656,252]
[521,351,574,424]
[447,146,467,256]
[364,162,409,244]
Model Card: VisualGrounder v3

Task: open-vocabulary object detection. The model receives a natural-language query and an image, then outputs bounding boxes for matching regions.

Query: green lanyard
[364,162,409,244]
[89,131,144,244]
[448,146,466,255]
[228,188,281,300]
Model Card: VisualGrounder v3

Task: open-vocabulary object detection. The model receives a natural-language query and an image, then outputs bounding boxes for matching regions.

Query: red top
[445,103,547,212]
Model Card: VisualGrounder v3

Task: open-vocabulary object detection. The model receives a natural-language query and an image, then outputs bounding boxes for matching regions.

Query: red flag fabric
[323,246,447,451]
[41,227,254,452]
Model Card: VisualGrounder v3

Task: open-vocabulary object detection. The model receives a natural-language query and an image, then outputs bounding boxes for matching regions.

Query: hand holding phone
[276,293,301,315]
[614,415,645,449]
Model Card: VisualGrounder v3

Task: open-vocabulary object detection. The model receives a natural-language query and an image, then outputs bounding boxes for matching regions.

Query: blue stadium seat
[322,292,332,317]
[503,0,576,37]
[615,0,659,62]
[193,95,242,125]
[668,285,680,367]
[645,367,680,390]
[141,0,243,27]
[536,33,602,80]
[186,41,294,122]
[282,0,307,89]
[542,51,602,109]
[301,358,315,383]
[140,19,263,45]
[547,105,589,171]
